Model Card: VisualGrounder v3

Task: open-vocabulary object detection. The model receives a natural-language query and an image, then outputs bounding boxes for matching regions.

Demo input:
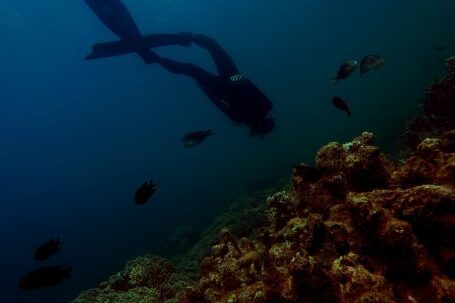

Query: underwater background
[1,0,455,301]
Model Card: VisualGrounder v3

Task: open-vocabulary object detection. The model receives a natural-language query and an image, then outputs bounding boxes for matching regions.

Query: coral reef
[73,57,455,303]
[182,132,455,303]
[71,255,191,303]
[173,184,287,280]
[405,56,455,149]
[72,132,455,303]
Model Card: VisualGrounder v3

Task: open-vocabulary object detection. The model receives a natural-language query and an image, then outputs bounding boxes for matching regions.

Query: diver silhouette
[84,0,274,137]
[153,34,275,137]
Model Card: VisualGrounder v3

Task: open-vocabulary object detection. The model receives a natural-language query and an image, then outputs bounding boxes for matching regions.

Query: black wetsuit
[84,0,274,135]
[153,34,275,136]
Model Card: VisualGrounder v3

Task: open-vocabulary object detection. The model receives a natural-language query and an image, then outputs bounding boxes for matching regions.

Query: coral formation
[72,255,191,303]
[173,185,286,280]
[73,58,455,303]
[405,56,455,149]
[73,131,455,303]
[182,132,455,303]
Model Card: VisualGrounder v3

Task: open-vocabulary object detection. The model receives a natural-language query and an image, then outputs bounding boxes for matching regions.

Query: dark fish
[18,266,71,290]
[332,60,358,84]
[181,129,214,148]
[434,45,446,52]
[35,238,62,261]
[134,180,157,205]
[332,96,352,116]
[360,55,385,77]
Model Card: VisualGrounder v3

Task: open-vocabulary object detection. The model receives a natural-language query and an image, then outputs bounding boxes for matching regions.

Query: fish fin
[346,109,352,116]
[331,77,340,85]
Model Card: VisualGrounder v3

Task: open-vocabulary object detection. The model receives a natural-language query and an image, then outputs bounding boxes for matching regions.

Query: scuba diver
[152,34,275,137]
[84,0,275,137]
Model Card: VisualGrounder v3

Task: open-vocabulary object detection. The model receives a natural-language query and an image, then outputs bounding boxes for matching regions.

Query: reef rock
[182,132,455,303]
[72,255,190,303]
[405,56,455,149]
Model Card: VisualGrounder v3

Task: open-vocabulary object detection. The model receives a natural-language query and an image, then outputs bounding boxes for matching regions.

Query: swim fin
[85,33,192,62]
[85,40,157,64]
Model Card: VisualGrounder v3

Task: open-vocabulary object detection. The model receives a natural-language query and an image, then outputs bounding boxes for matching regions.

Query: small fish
[433,45,446,52]
[332,96,352,116]
[332,60,358,84]
[35,238,62,261]
[18,266,71,290]
[134,180,157,205]
[360,55,385,77]
[181,129,214,148]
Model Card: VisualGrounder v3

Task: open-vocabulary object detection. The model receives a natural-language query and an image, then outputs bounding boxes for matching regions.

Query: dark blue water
[1,0,455,301]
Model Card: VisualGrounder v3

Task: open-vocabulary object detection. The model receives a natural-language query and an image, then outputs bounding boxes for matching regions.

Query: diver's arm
[198,83,242,123]
[156,56,216,83]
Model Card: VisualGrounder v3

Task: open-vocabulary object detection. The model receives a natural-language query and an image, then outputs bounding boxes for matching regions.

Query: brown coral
[73,61,455,303]
[72,255,191,303]
[182,132,455,303]
[404,55,455,150]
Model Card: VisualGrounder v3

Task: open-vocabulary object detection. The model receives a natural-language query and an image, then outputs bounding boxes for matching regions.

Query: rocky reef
[405,56,455,150]
[173,184,286,281]
[73,58,455,303]
[181,132,455,303]
[73,135,455,303]
[72,255,191,303]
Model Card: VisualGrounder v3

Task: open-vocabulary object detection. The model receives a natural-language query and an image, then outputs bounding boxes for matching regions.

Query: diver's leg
[156,56,216,82]
[142,33,193,48]
[156,56,238,118]
[191,34,240,78]
[86,33,192,61]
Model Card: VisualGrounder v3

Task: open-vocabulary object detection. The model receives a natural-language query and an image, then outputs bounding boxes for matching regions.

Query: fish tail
[346,109,352,116]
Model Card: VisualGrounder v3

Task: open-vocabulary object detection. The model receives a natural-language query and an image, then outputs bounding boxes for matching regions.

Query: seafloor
[72,57,455,303]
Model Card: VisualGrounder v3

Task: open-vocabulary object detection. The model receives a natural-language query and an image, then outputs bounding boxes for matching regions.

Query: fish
[18,266,71,290]
[332,96,352,116]
[134,180,157,205]
[360,55,385,77]
[332,60,358,84]
[34,238,62,261]
[433,45,446,52]
[181,129,214,148]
